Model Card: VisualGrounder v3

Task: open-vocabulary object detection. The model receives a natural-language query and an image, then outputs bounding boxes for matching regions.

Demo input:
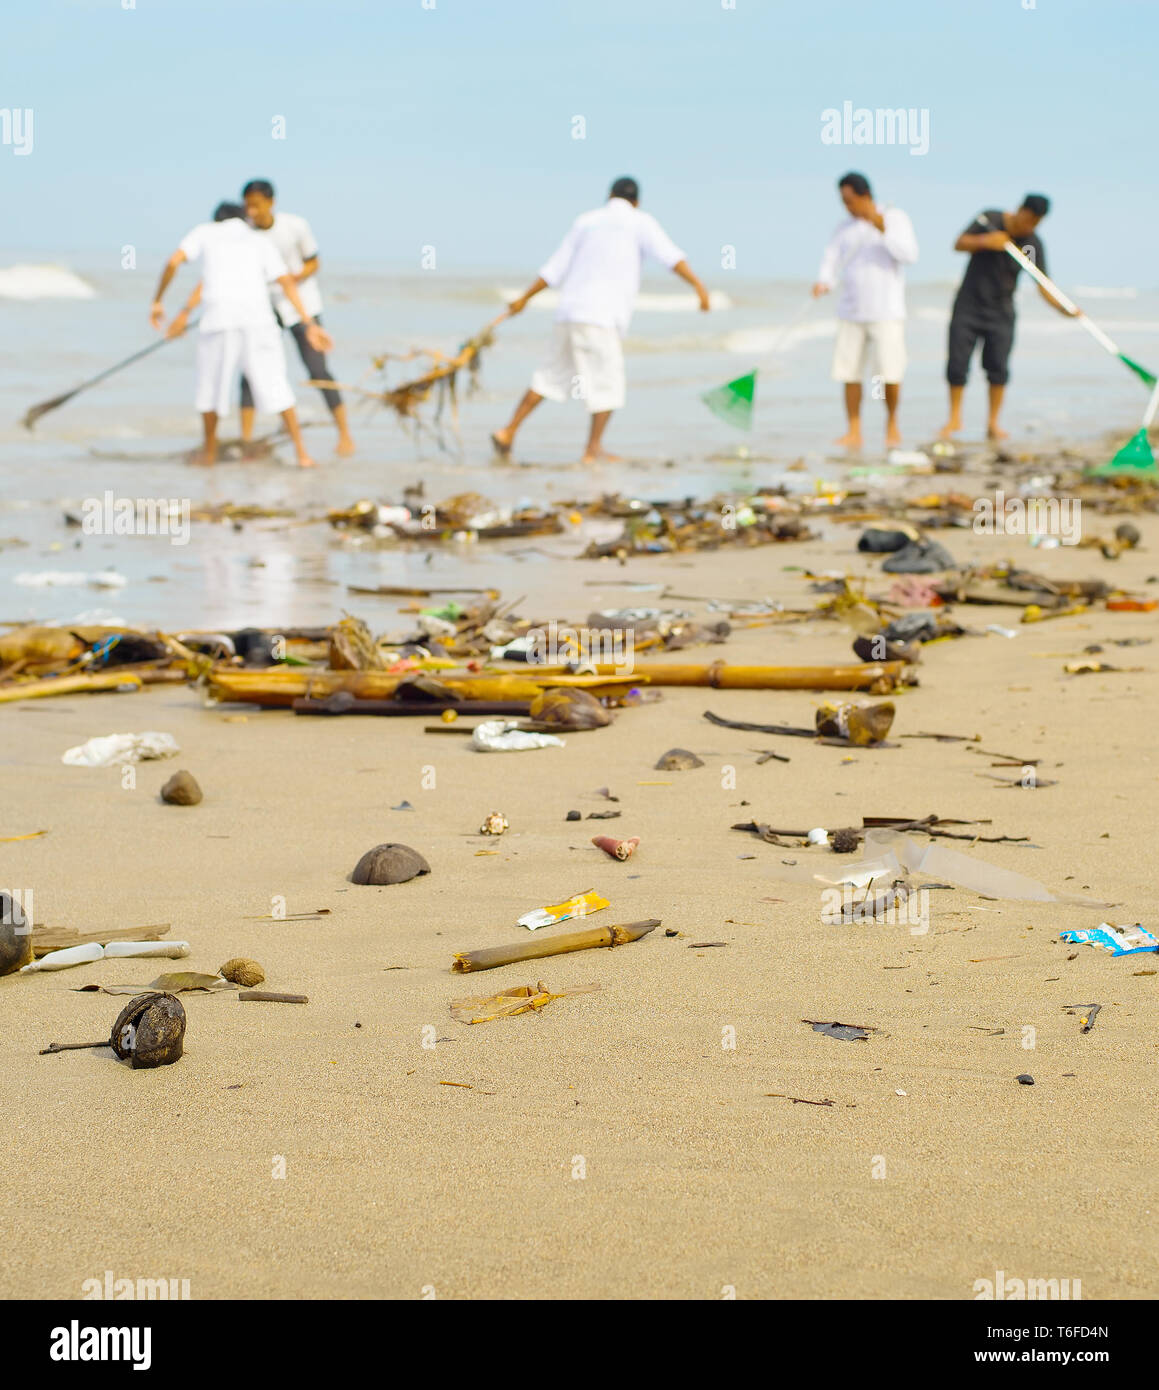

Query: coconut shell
[351,843,431,885]
[161,771,202,805]
[529,687,611,731]
[0,893,33,976]
[110,992,186,1069]
[654,748,704,771]
[219,957,265,988]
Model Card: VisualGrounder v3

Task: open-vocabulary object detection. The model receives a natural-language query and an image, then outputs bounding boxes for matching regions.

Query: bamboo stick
[0,666,186,704]
[207,668,640,707]
[452,918,660,974]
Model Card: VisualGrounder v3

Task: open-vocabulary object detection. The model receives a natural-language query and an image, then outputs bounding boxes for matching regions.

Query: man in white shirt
[812,172,919,449]
[149,202,333,467]
[237,180,354,457]
[492,176,710,464]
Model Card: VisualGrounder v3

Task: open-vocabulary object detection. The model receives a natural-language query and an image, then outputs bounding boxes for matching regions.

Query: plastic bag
[62,733,179,767]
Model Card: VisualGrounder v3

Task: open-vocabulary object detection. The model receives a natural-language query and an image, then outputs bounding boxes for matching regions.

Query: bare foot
[580,450,621,465]
[885,425,902,448]
[833,430,863,449]
[296,454,317,469]
[490,429,513,458]
[335,435,356,457]
[187,448,215,466]
[987,424,1009,441]
[937,420,962,440]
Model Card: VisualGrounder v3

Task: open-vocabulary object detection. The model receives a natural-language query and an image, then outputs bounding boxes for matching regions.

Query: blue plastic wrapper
[1059,924,1158,957]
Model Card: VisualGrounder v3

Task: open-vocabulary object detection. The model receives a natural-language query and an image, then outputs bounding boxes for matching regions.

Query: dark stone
[161,771,202,806]
[351,843,431,885]
[1016,1073,1035,1085]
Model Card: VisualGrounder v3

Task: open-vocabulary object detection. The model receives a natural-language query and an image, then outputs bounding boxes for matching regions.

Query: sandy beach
[3,452,1156,1301]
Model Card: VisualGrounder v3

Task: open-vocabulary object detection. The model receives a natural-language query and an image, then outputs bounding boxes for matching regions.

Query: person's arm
[165,281,202,339]
[506,276,549,316]
[671,259,710,311]
[150,249,187,329]
[880,208,919,265]
[812,227,844,297]
[277,275,333,350]
[955,216,1008,253]
[296,255,320,284]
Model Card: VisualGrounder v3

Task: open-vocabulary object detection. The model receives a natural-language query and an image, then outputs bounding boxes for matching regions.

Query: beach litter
[478,811,508,835]
[453,917,659,972]
[450,980,600,1024]
[592,835,640,861]
[20,941,190,973]
[62,732,179,767]
[351,843,431,885]
[804,1019,875,1042]
[219,957,265,987]
[161,771,202,805]
[471,721,565,752]
[517,889,609,931]
[39,991,186,1069]
[239,991,308,1004]
[1058,924,1158,956]
[0,892,33,975]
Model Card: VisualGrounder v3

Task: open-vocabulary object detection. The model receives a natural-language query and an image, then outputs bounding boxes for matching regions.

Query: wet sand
[2,470,1157,1300]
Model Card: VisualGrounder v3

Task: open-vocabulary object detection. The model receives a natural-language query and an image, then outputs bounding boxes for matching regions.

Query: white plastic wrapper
[21,941,190,973]
[62,732,179,767]
[471,720,565,753]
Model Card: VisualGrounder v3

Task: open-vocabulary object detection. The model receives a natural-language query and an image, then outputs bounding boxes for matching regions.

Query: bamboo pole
[452,918,661,974]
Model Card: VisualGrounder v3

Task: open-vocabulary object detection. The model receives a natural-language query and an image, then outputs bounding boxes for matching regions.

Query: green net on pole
[700,371,757,431]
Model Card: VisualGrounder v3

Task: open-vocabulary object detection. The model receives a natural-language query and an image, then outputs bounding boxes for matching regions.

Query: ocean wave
[497,287,732,312]
[721,320,836,355]
[0,264,98,300]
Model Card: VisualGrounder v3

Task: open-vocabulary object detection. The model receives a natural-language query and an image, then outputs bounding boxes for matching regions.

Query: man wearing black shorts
[939,194,1077,441]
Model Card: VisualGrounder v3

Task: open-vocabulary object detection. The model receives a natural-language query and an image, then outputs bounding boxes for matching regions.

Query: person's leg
[198,412,218,465]
[239,374,256,445]
[831,321,866,446]
[884,384,901,446]
[574,324,625,463]
[981,317,1014,441]
[873,321,906,447]
[583,411,614,463]
[244,325,312,466]
[840,383,864,447]
[290,318,354,455]
[940,307,978,438]
[492,390,544,455]
[278,407,314,467]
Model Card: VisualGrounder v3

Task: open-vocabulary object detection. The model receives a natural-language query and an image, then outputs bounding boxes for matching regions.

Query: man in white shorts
[492,176,710,464]
[812,172,918,449]
[149,202,332,467]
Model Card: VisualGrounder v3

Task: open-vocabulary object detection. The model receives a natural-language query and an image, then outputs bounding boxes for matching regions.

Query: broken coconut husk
[351,843,431,885]
[0,892,33,975]
[655,748,705,770]
[40,991,186,1068]
[528,687,612,731]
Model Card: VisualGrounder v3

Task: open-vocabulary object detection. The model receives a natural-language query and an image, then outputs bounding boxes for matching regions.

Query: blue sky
[3,0,1156,284]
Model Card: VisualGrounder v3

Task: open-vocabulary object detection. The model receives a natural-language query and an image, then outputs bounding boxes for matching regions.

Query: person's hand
[165,309,189,340]
[507,294,529,316]
[149,301,165,331]
[697,286,711,312]
[982,230,1010,250]
[811,282,831,299]
[305,322,334,353]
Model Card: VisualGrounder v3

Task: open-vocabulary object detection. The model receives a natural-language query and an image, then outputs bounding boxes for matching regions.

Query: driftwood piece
[238,990,308,1004]
[452,919,660,974]
[32,923,171,958]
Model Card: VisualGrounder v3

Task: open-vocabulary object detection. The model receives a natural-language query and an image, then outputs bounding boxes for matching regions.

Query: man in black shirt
[939,194,1078,441]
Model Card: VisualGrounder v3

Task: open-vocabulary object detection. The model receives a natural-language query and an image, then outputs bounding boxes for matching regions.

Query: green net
[1090,428,1157,474]
[701,371,757,430]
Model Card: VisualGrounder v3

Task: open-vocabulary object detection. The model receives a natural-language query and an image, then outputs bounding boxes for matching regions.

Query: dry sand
[2,481,1157,1301]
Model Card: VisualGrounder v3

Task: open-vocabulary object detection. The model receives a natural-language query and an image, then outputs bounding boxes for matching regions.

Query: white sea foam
[0,264,97,300]
[722,320,836,355]
[498,287,732,312]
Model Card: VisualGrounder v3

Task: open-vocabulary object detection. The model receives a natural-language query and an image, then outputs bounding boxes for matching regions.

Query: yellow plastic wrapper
[450,980,601,1024]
